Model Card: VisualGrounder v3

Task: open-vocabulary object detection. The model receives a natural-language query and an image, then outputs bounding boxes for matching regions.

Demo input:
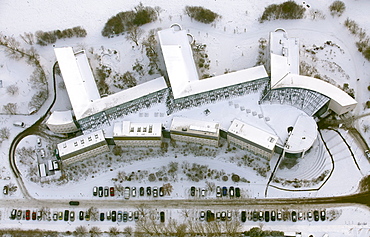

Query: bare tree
[162,183,173,195]
[205,181,216,193]
[108,227,120,237]
[87,207,99,221]
[125,26,144,46]
[89,226,101,237]
[6,85,19,96]
[123,226,133,236]
[8,182,17,195]
[20,32,35,45]
[74,225,88,237]
[3,103,17,115]
[363,124,370,133]
[0,127,10,140]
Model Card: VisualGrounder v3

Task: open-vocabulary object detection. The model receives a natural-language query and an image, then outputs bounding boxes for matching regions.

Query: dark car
[3,185,8,195]
[292,211,297,222]
[104,186,109,197]
[100,213,104,221]
[160,211,165,223]
[222,187,227,196]
[112,211,117,222]
[241,211,246,222]
[253,211,258,222]
[10,209,17,220]
[190,186,196,196]
[235,187,240,197]
[314,210,319,221]
[79,211,84,221]
[110,187,115,196]
[271,210,276,221]
[159,187,164,196]
[26,210,30,220]
[93,186,97,196]
[146,187,151,196]
[64,210,69,221]
[123,211,128,222]
[140,187,144,196]
[69,201,80,206]
[32,211,36,220]
[206,210,214,222]
[229,186,234,197]
[117,211,122,222]
[265,211,270,222]
[134,211,139,221]
[98,186,103,197]
[320,210,326,221]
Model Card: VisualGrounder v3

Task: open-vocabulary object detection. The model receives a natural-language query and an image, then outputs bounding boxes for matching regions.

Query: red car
[110,187,114,196]
[26,210,30,220]
[32,211,36,220]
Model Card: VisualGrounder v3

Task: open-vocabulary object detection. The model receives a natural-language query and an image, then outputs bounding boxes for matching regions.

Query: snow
[0,0,369,236]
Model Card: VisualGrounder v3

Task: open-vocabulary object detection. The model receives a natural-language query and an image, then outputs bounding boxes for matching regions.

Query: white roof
[228,119,278,151]
[171,117,220,136]
[158,28,199,99]
[54,47,100,120]
[274,74,357,110]
[285,114,317,153]
[57,129,106,158]
[179,66,268,98]
[80,77,167,119]
[46,110,74,125]
[113,121,162,138]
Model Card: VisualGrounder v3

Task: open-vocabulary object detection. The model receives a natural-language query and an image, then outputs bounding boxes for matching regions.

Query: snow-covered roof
[228,119,278,151]
[113,121,162,138]
[285,114,317,153]
[273,74,357,115]
[57,129,106,158]
[170,117,220,137]
[158,28,199,99]
[46,110,74,125]
[54,47,100,120]
[80,77,167,119]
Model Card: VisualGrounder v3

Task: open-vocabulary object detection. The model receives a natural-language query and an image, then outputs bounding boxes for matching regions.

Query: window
[74,142,78,147]
[130,127,134,132]
[137,127,141,132]
[95,134,99,139]
[88,136,92,142]
[143,127,147,132]
[149,125,153,133]
[81,139,85,144]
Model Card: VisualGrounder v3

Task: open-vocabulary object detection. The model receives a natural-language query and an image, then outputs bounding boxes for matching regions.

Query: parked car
[64,210,69,221]
[200,211,205,221]
[100,212,104,221]
[128,211,133,221]
[79,211,84,221]
[221,211,226,221]
[153,186,158,197]
[123,211,128,222]
[32,211,36,220]
[110,187,114,197]
[93,186,97,196]
[292,211,297,222]
[117,211,122,222]
[146,187,151,196]
[320,210,326,221]
[69,201,80,206]
[265,211,269,222]
[160,211,165,223]
[53,212,58,221]
[10,209,17,220]
[106,211,111,220]
[259,211,264,221]
[201,188,206,197]
[298,212,303,221]
[132,187,137,197]
[124,187,130,199]
[40,148,46,158]
[190,186,196,196]
[235,187,240,197]
[241,211,246,222]
[229,186,234,197]
[85,213,90,221]
[112,211,117,222]
[3,185,8,195]
[140,187,144,196]
[37,138,42,147]
[314,210,319,221]
[227,211,232,221]
[104,186,109,197]
[216,186,221,197]
[98,186,103,197]
[252,211,258,222]
[134,211,139,221]
[222,187,227,196]
[58,212,63,220]
[271,210,276,221]
[159,187,164,196]
[216,212,221,221]
[277,211,282,221]
[16,210,22,220]
[70,211,75,222]
[26,210,30,220]
[307,211,313,221]
[37,211,42,221]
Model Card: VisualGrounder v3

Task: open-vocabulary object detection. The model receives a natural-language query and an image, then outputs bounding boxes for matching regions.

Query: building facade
[113,121,162,147]
[45,110,79,134]
[57,130,109,165]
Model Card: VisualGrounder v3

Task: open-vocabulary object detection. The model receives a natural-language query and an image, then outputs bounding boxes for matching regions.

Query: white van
[13,121,25,128]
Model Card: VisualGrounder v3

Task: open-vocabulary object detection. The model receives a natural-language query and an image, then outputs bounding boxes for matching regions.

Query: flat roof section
[158,28,199,99]
[80,77,167,119]
[46,110,74,126]
[285,114,317,153]
[57,129,106,158]
[228,119,278,151]
[113,121,162,138]
[54,47,100,120]
[170,117,220,137]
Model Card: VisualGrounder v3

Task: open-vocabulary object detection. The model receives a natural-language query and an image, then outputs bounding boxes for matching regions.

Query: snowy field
[0,0,370,236]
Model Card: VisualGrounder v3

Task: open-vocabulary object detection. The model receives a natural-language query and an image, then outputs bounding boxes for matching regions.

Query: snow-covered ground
[0,0,370,235]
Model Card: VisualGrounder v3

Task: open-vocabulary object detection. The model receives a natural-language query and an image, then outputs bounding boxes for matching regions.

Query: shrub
[329,1,346,17]
[260,1,306,22]
[35,26,87,46]
[185,6,220,24]
[102,3,157,37]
